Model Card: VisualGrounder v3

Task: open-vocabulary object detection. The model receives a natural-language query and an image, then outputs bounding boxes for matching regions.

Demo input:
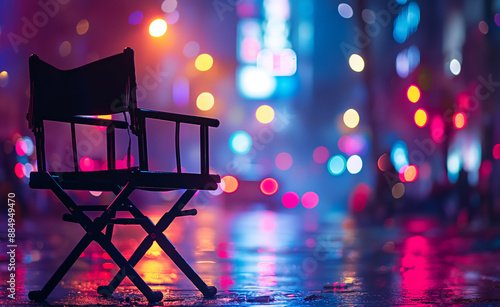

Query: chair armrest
[137,108,220,127]
[44,115,129,129]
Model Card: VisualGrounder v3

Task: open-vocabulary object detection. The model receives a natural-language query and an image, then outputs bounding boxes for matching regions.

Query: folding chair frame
[27,48,220,302]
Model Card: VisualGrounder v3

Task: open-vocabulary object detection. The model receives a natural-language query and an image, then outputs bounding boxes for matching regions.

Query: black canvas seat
[27,47,220,303]
[30,170,220,191]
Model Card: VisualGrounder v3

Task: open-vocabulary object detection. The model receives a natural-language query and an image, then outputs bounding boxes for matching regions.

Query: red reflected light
[102,263,114,270]
[15,163,26,178]
[281,191,299,208]
[260,177,279,195]
[493,144,500,160]
[377,153,391,171]
[79,157,95,172]
[430,115,445,143]
[301,191,319,209]
[350,184,370,212]
[453,112,467,129]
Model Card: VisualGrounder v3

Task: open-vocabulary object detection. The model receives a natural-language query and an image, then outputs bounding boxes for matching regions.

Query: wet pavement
[2,200,500,306]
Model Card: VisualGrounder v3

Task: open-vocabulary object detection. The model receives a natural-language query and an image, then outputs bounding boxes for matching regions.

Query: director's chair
[27,48,219,303]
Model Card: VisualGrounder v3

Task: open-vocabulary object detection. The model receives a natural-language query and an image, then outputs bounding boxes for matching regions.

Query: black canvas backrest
[28,48,136,129]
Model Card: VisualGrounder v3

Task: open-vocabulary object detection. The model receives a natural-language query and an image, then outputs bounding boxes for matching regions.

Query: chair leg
[29,234,93,302]
[98,235,155,296]
[99,189,215,298]
[156,235,217,298]
[94,232,163,303]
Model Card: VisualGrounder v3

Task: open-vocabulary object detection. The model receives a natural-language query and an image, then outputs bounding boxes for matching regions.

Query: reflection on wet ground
[2,202,500,306]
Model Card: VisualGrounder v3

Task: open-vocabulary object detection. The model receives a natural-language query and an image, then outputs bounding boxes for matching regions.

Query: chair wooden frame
[27,48,219,303]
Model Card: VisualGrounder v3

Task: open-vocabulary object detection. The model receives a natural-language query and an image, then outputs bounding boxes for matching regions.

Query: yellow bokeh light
[196,92,215,111]
[407,85,420,103]
[195,54,213,71]
[453,112,466,129]
[0,71,8,88]
[349,54,365,72]
[343,109,360,128]
[255,105,275,124]
[414,108,427,127]
[76,19,89,35]
[149,19,167,37]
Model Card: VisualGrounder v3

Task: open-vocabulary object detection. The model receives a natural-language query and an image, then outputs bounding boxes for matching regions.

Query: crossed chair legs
[28,175,216,303]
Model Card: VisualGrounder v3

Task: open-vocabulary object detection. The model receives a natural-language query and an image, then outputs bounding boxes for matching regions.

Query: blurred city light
[237,66,277,99]
[349,54,365,72]
[449,59,461,75]
[275,152,293,170]
[221,175,239,193]
[196,92,215,111]
[282,191,299,208]
[149,18,167,37]
[255,105,275,124]
[260,178,279,195]
[453,112,467,129]
[195,53,214,71]
[407,85,421,103]
[338,3,353,19]
[328,155,346,175]
[343,109,360,128]
[301,191,319,209]
[414,108,428,127]
[346,155,363,174]
[229,131,252,154]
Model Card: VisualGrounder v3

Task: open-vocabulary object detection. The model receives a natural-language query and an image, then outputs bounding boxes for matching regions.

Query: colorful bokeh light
[149,19,167,37]
[450,59,461,75]
[301,192,319,209]
[275,152,293,170]
[351,184,370,212]
[414,108,428,127]
[349,54,365,72]
[260,178,279,196]
[15,138,27,156]
[392,182,405,199]
[328,155,346,175]
[129,11,143,25]
[15,163,26,178]
[377,153,392,171]
[195,54,214,71]
[453,112,467,129]
[282,192,300,208]
[255,105,275,124]
[229,131,252,154]
[343,109,360,128]
[313,146,329,164]
[338,3,353,18]
[196,92,215,111]
[407,85,420,103]
[79,157,95,172]
[346,155,363,174]
[221,175,239,193]
[493,144,500,160]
